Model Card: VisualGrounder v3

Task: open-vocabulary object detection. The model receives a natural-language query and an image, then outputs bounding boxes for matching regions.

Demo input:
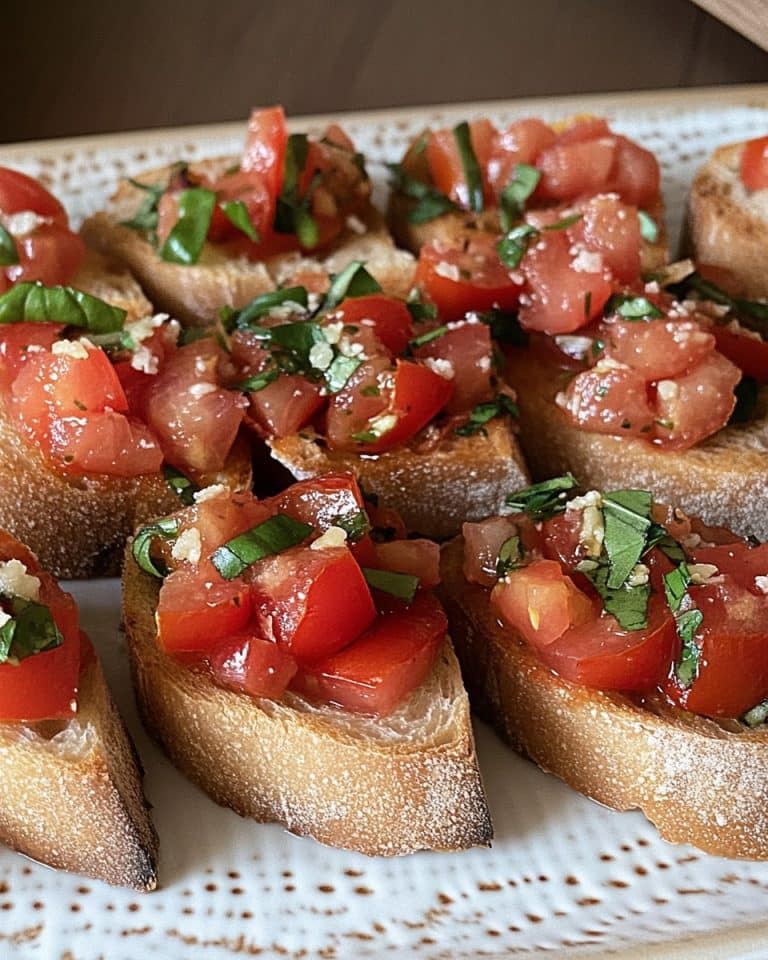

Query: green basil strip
[406,295,438,324]
[499,163,541,232]
[160,187,217,265]
[674,609,703,687]
[220,199,260,242]
[120,179,166,234]
[386,162,459,224]
[212,515,313,580]
[605,294,664,320]
[455,394,519,437]
[684,273,768,337]
[325,354,362,393]
[275,134,321,247]
[645,523,686,563]
[505,474,577,520]
[478,308,529,346]
[663,561,691,614]
[585,563,650,632]
[601,490,652,589]
[237,368,280,393]
[743,698,768,728]
[163,465,198,506]
[409,325,448,349]
[0,224,19,266]
[132,518,180,579]
[224,286,310,331]
[281,133,309,200]
[0,596,63,665]
[324,261,382,311]
[452,121,484,213]
[638,210,659,243]
[543,213,583,232]
[330,509,370,542]
[362,567,419,604]
[0,282,126,333]
[497,224,538,269]
[496,535,522,578]
[294,203,320,249]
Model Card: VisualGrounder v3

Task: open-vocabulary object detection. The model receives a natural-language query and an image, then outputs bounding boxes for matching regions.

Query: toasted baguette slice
[505,346,768,541]
[269,416,529,540]
[82,160,416,327]
[123,552,492,856]
[72,248,156,323]
[440,536,768,860]
[0,655,158,888]
[687,141,768,299]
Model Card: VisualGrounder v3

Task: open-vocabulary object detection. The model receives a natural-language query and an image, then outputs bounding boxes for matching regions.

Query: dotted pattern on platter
[1,98,768,960]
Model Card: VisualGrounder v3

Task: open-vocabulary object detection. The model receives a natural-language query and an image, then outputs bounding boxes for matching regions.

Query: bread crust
[687,142,768,299]
[268,416,529,539]
[505,346,768,541]
[440,537,768,860]
[122,552,492,856]
[0,657,158,888]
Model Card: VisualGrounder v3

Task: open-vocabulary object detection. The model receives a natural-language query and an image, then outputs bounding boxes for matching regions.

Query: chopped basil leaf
[452,121,484,213]
[496,535,522,578]
[0,596,63,664]
[604,294,664,320]
[505,474,578,520]
[742,699,768,728]
[0,224,19,266]
[222,286,309,331]
[730,376,759,424]
[178,325,212,346]
[645,522,686,563]
[497,223,538,269]
[275,134,320,247]
[679,273,768,338]
[324,261,381,311]
[163,465,198,506]
[455,394,519,437]
[585,563,650,631]
[159,187,216,265]
[663,561,691,613]
[120,178,166,235]
[212,514,313,581]
[220,199,260,242]
[543,213,583,232]
[237,368,280,393]
[409,325,448,349]
[499,164,540,232]
[674,609,703,687]
[0,282,126,333]
[478,308,529,346]
[88,328,138,353]
[132,517,180,579]
[362,567,419,604]
[325,353,362,393]
[330,509,370,542]
[601,490,652,589]
[386,163,459,224]
[406,292,438,324]
[638,210,659,243]
[294,196,321,249]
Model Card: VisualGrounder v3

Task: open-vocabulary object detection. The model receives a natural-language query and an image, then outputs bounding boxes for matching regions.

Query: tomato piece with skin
[689,541,768,596]
[48,413,163,476]
[331,295,414,357]
[414,319,494,414]
[710,326,768,381]
[569,195,642,286]
[740,136,768,192]
[203,632,298,700]
[290,592,447,716]
[540,511,586,567]
[492,559,594,648]
[537,138,617,202]
[559,363,656,438]
[241,105,288,203]
[652,351,740,449]
[426,119,496,207]
[0,322,64,389]
[415,235,522,322]
[273,472,365,532]
[175,491,274,557]
[462,516,520,588]
[486,118,556,200]
[207,169,274,244]
[602,318,715,380]
[249,545,376,664]
[373,539,441,589]
[608,136,661,208]
[248,374,324,438]
[157,563,253,654]
[0,168,68,222]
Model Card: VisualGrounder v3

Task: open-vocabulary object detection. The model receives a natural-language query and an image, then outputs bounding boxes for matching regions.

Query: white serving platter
[2,85,768,960]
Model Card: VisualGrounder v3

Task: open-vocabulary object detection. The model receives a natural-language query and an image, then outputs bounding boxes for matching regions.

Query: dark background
[2,0,767,143]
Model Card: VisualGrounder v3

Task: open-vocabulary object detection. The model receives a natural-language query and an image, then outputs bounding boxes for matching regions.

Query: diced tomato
[426,119,496,207]
[689,541,768,596]
[248,374,324,438]
[609,136,661,208]
[273,472,365,532]
[541,593,677,692]
[486,118,556,201]
[556,117,612,145]
[740,136,768,192]
[145,340,246,473]
[157,563,253,654]
[652,351,739,449]
[241,105,288,203]
[249,545,376,664]
[559,363,655,438]
[603,318,715,379]
[462,516,520,587]
[373,539,441,588]
[326,357,454,454]
[415,235,523,321]
[205,632,297,700]
[48,412,163,476]
[7,225,86,288]
[492,559,594,648]
[569,195,642,285]
[541,511,586,567]
[537,138,617,201]
[290,592,447,716]
[0,168,68,223]
[665,580,768,718]
[332,295,414,357]
[711,326,768,381]
[186,492,274,557]
[0,530,81,722]
[365,499,407,541]
[519,228,612,334]
[414,319,494,414]
[207,169,274,244]
[0,322,64,389]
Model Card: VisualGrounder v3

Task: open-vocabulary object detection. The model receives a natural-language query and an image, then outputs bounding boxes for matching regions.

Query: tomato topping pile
[146,106,371,262]
[0,530,82,722]
[143,473,447,716]
[462,478,768,721]
[740,135,768,193]
[0,168,86,293]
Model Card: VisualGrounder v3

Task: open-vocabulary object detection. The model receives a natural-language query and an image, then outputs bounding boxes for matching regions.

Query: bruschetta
[81,106,415,327]
[122,473,491,855]
[440,475,768,859]
[0,529,157,888]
